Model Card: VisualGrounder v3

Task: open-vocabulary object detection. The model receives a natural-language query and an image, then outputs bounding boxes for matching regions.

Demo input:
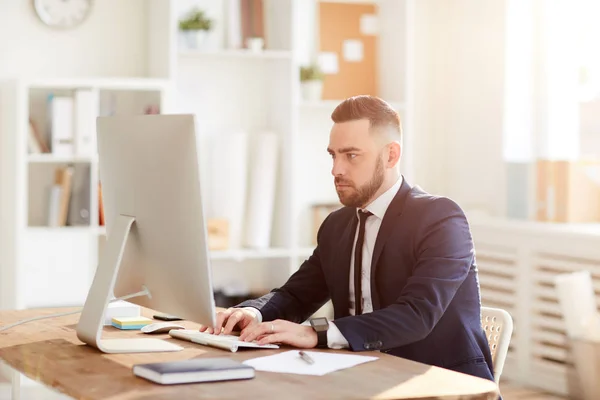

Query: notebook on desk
[169,329,279,352]
[133,358,255,385]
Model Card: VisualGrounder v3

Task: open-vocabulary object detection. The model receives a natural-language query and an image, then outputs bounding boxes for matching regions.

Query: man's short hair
[331,95,402,141]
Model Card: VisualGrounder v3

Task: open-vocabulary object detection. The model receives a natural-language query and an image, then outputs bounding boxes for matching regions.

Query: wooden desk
[0,308,499,400]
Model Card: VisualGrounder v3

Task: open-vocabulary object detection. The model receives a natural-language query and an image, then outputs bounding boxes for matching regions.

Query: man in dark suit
[200,95,496,383]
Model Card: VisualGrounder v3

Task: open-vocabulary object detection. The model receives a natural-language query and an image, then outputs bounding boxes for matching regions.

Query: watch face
[311,317,329,329]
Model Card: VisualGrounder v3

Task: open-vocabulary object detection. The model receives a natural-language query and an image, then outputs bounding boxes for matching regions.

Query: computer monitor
[76,114,217,354]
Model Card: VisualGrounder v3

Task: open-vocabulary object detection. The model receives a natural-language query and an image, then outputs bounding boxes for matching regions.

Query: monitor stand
[76,215,183,353]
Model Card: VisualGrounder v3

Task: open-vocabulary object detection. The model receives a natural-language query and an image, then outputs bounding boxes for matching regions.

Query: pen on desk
[298,351,315,365]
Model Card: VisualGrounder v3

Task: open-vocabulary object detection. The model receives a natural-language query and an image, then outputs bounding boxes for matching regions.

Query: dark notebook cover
[133,358,255,385]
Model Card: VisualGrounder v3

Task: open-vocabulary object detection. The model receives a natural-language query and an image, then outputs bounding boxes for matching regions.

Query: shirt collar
[357,176,403,220]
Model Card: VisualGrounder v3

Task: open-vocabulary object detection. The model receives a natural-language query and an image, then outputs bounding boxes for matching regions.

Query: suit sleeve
[235,217,331,323]
[332,197,474,351]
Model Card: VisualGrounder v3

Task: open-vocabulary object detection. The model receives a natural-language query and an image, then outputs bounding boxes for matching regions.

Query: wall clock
[33,0,93,29]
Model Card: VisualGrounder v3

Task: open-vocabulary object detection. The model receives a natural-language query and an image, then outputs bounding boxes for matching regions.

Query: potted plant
[300,64,324,102]
[178,8,214,50]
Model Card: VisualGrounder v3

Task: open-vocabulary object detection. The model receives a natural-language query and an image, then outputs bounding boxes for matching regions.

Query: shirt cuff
[327,321,349,349]
[243,307,262,323]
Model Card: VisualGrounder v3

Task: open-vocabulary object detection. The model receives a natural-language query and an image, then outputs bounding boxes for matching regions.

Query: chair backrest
[481,306,513,384]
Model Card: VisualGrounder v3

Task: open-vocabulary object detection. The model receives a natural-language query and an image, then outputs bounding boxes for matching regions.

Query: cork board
[318,2,378,100]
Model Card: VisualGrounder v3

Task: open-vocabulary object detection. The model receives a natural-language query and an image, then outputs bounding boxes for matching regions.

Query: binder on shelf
[67,164,91,226]
[47,185,62,227]
[47,95,75,156]
[74,89,98,157]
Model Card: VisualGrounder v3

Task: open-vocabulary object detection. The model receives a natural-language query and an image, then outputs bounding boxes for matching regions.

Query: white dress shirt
[327,175,403,348]
[246,176,403,349]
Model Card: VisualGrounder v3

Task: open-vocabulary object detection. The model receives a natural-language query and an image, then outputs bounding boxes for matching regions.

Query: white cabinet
[22,230,95,308]
[0,78,171,310]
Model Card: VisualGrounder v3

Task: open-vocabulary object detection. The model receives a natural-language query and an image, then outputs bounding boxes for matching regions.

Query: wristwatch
[309,317,329,348]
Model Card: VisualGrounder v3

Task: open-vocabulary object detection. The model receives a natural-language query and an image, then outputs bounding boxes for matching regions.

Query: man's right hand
[198,307,259,335]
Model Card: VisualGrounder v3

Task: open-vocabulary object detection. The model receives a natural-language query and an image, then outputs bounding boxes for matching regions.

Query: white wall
[0,0,149,79]
[413,0,507,216]
[412,0,450,194]
[580,100,600,158]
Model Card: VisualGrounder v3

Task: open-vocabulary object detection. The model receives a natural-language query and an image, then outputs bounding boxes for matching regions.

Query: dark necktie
[354,210,372,315]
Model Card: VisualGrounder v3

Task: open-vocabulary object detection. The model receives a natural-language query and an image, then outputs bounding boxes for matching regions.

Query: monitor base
[76,215,182,354]
[96,338,183,353]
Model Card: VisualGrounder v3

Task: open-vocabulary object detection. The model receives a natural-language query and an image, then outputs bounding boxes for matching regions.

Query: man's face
[328,119,385,208]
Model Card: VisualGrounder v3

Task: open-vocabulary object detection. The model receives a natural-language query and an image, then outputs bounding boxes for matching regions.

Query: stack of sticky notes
[103,300,141,326]
[111,316,153,330]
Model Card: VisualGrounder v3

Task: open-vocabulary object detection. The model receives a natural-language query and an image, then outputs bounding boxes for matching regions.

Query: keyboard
[168,329,279,352]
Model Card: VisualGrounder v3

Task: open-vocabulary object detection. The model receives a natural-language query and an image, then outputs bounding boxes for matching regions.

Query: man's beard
[335,157,385,208]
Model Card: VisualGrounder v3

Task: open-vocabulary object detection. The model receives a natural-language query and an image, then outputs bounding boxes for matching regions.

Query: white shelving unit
[0,78,172,310]
[0,0,414,310]
[179,49,293,60]
[174,0,299,294]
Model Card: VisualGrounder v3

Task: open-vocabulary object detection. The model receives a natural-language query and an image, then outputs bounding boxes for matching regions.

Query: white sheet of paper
[243,350,378,376]
[317,52,339,74]
[360,14,379,35]
[343,39,363,62]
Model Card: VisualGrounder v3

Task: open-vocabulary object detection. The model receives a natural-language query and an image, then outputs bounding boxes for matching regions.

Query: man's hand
[198,308,259,335]
[239,319,318,349]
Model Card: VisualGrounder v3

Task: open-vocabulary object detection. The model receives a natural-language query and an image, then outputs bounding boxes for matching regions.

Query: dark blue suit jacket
[238,178,495,382]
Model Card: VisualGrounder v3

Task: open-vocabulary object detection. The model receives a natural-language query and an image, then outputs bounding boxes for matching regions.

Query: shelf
[27,226,95,234]
[299,100,406,111]
[28,154,97,164]
[26,226,107,236]
[179,49,293,60]
[23,77,171,91]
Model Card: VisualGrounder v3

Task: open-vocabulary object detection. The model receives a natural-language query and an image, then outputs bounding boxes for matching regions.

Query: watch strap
[316,329,328,348]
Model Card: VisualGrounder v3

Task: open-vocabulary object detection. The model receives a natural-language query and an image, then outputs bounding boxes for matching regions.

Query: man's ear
[387,141,401,167]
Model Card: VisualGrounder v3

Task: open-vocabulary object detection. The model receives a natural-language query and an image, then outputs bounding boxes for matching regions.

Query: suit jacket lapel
[333,213,358,319]
[370,178,412,309]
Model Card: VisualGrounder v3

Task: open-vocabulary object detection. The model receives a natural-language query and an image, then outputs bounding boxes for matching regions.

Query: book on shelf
[224,0,265,49]
[44,164,98,229]
[27,118,50,154]
[98,182,105,227]
[47,165,74,227]
[241,0,264,46]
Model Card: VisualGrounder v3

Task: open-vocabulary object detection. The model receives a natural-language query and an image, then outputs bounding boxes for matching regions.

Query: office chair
[481,306,514,384]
